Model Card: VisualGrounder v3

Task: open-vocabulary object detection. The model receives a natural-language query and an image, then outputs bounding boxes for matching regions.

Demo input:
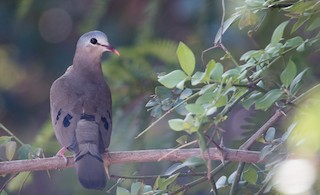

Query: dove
[50,30,119,190]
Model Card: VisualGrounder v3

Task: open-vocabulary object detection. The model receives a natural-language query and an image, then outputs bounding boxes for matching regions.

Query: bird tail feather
[74,119,106,190]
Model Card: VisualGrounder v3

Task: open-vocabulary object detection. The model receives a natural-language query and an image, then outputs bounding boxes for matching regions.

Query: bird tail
[74,119,106,190]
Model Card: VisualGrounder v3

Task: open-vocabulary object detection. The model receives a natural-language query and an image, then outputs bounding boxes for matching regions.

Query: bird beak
[102,44,120,56]
[111,48,120,56]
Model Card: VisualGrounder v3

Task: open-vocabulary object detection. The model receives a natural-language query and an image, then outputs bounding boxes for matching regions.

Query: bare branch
[0,148,260,175]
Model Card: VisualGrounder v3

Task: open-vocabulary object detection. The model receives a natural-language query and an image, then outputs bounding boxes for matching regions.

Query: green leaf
[155,86,172,99]
[150,105,162,118]
[216,176,227,189]
[265,43,283,56]
[306,15,320,31]
[17,144,32,159]
[243,167,258,184]
[164,157,205,175]
[222,68,240,80]
[176,78,187,90]
[131,182,142,195]
[176,42,195,76]
[284,36,304,48]
[296,41,305,52]
[191,72,204,86]
[211,63,223,81]
[271,21,289,44]
[181,156,206,167]
[165,163,183,175]
[7,172,32,191]
[159,174,180,190]
[161,98,173,111]
[0,191,8,195]
[215,14,239,43]
[215,95,228,108]
[179,88,193,99]
[259,145,273,160]
[228,171,237,184]
[146,98,158,107]
[240,50,261,61]
[265,127,276,142]
[199,84,215,95]
[291,16,309,33]
[158,70,188,89]
[154,176,162,190]
[202,60,216,83]
[283,1,316,13]
[197,131,207,152]
[175,102,188,116]
[196,93,215,104]
[116,187,130,195]
[238,10,259,30]
[5,141,16,161]
[168,119,188,131]
[176,135,189,145]
[281,123,296,142]
[143,185,153,193]
[185,104,205,115]
[206,107,217,116]
[280,59,297,87]
[255,89,283,111]
[0,136,12,145]
[245,0,264,7]
[289,68,308,95]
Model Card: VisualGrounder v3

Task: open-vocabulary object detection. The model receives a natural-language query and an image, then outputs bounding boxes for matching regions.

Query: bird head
[76,31,120,56]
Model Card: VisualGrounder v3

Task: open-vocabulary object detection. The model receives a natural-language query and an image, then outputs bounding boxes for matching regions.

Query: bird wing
[50,68,112,151]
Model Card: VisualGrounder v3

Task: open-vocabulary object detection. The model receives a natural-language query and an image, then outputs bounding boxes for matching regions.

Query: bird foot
[56,147,68,165]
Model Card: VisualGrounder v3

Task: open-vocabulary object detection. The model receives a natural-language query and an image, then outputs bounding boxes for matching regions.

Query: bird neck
[72,52,103,74]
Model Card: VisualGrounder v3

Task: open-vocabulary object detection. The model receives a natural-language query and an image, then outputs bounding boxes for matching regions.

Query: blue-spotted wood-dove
[50,31,119,190]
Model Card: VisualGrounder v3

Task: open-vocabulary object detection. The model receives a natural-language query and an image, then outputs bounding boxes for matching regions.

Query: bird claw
[56,147,68,165]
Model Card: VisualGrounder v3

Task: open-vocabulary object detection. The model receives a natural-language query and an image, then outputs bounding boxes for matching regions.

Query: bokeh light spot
[273,159,316,194]
[38,8,72,43]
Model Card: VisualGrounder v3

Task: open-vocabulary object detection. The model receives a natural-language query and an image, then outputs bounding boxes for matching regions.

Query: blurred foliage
[0,0,320,195]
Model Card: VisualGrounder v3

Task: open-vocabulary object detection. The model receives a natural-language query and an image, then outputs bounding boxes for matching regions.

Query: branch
[0,148,261,175]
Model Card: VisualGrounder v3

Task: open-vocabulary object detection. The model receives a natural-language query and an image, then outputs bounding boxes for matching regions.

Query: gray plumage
[50,31,119,190]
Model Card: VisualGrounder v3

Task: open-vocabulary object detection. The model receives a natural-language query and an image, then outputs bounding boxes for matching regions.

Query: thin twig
[229,162,245,195]
[171,163,226,194]
[220,0,225,44]
[135,92,200,138]
[240,109,284,150]
[0,123,24,145]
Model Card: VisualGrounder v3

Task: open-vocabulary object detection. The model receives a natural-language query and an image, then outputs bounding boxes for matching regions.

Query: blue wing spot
[56,109,62,121]
[101,117,109,130]
[63,114,73,127]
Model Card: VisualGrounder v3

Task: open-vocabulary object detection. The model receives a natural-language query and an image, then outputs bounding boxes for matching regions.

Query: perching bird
[50,31,119,190]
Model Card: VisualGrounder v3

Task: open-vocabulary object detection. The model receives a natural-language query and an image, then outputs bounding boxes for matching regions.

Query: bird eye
[90,38,97,44]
